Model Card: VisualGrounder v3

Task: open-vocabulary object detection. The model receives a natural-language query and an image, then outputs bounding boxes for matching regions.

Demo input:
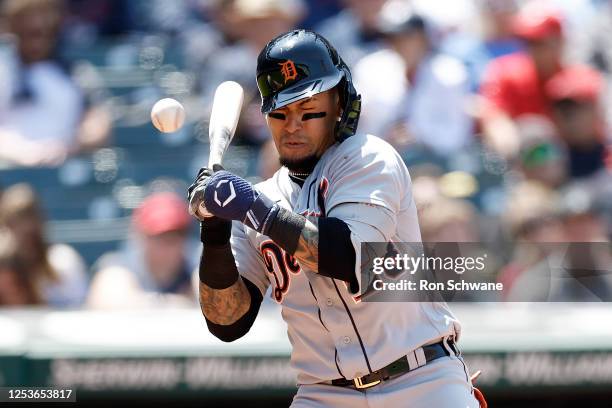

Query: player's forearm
[292,217,319,271]
[199,277,251,325]
[198,239,262,331]
[198,218,251,326]
[267,210,357,288]
[198,223,265,338]
[266,208,319,271]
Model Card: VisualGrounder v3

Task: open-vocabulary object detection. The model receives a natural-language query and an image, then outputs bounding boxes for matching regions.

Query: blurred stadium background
[1,0,612,406]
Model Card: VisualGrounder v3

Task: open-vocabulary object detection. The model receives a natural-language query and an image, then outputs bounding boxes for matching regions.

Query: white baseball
[151,98,186,133]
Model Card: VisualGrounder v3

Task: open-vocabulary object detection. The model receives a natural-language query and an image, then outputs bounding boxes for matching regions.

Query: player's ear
[333,88,343,121]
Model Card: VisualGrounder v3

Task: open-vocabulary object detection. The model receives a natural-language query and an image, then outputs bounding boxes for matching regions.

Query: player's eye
[302,112,326,121]
[268,112,286,120]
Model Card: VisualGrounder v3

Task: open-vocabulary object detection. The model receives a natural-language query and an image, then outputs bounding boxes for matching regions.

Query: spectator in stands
[0,227,43,306]
[0,0,111,167]
[300,0,342,29]
[558,183,610,243]
[416,190,501,300]
[411,166,445,214]
[516,115,568,188]
[411,165,482,242]
[63,0,138,41]
[179,1,233,73]
[418,196,480,243]
[87,192,198,309]
[314,0,386,67]
[498,181,566,299]
[354,0,472,156]
[479,1,566,158]
[504,182,612,301]
[442,0,523,91]
[0,183,88,307]
[554,184,612,301]
[545,65,610,180]
[569,0,612,133]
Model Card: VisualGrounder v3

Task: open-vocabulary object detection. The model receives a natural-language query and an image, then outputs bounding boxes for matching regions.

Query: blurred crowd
[1,0,612,307]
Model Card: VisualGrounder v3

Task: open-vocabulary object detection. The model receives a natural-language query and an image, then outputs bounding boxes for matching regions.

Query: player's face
[266,89,341,171]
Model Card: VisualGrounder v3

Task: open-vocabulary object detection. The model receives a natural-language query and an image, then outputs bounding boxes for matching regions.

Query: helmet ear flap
[335,72,362,142]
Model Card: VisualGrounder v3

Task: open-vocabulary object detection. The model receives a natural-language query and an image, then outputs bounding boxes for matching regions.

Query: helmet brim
[261,71,344,114]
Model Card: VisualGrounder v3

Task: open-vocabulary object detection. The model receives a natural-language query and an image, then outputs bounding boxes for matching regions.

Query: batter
[188,29,484,408]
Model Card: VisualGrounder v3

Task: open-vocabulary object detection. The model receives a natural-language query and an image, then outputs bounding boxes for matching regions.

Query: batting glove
[188,165,223,221]
[202,171,279,234]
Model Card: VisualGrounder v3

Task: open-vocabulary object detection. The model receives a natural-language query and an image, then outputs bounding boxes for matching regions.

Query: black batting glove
[187,164,232,245]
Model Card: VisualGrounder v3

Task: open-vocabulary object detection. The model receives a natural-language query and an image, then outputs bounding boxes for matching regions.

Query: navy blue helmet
[256,30,361,141]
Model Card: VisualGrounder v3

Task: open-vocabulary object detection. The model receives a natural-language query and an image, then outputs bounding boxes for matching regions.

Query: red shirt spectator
[480,52,553,119]
[478,2,566,158]
[546,65,610,177]
[480,3,564,119]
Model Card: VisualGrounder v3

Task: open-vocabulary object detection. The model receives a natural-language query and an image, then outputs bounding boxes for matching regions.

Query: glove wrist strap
[243,193,279,234]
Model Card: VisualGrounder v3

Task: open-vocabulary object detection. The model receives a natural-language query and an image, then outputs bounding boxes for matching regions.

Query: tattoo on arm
[199,277,251,325]
[293,216,319,271]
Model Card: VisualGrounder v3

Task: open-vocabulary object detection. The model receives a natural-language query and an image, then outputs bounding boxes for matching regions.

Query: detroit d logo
[214,179,236,207]
[279,60,298,83]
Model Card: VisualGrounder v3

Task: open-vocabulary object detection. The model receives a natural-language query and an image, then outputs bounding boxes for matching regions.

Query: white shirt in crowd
[354,48,472,156]
[43,244,89,308]
[0,46,83,164]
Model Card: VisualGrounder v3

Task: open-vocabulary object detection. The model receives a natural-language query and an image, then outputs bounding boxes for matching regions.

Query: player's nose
[284,112,303,134]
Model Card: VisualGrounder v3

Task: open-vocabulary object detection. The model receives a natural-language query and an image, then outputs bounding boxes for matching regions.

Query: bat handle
[208,156,221,169]
[208,143,226,169]
[209,163,225,172]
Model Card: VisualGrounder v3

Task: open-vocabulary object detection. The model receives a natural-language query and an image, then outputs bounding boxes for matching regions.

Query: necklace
[288,171,310,178]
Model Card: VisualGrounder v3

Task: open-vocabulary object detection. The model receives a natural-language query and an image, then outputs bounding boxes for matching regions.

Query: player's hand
[201,171,279,234]
[188,165,223,221]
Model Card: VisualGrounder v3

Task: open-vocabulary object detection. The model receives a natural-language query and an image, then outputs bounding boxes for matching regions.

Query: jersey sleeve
[328,203,397,293]
[325,134,408,215]
[230,221,270,297]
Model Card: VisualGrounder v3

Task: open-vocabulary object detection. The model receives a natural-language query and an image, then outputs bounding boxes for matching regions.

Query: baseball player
[188,30,485,407]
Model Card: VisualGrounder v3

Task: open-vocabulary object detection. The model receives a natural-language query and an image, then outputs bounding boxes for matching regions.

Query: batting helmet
[256,29,361,141]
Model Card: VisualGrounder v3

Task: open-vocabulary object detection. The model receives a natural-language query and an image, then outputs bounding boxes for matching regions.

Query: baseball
[151,98,185,133]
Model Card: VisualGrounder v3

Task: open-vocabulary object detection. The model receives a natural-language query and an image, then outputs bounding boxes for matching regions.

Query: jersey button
[343,336,351,344]
[326,298,333,306]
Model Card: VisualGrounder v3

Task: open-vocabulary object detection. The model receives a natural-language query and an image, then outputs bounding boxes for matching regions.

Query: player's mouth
[282,140,308,150]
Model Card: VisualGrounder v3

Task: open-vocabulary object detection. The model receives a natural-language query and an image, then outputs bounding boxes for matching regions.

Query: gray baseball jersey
[230,133,461,384]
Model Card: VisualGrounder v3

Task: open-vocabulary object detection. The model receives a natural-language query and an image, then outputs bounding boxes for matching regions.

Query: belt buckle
[353,375,381,390]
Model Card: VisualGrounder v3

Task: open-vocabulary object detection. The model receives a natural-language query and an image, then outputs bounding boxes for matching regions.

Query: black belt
[329,339,456,390]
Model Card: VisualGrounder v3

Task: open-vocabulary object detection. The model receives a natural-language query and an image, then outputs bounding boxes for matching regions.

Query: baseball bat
[207,81,244,168]
[198,81,244,216]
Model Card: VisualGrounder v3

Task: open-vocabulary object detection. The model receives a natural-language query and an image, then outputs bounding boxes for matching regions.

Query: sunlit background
[0,0,612,406]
